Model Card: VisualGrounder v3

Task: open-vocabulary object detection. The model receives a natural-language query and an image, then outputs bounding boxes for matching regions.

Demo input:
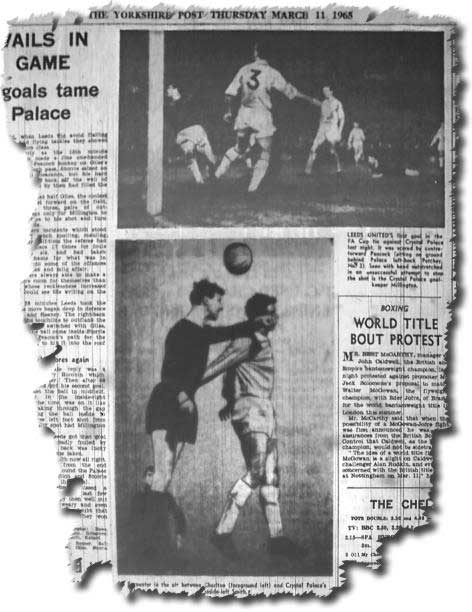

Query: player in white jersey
[201,293,304,560]
[347,121,365,165]
[215,42,317,193]
[430,122,445,169]
[165,84,216,184]
[304,85,345,175]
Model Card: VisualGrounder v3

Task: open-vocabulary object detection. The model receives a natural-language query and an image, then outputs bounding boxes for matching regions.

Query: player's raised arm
[271,69,297,100]
[292,89,321,105]
[271,68,316,106]
[223,69,243,122]
[298,92,321,106]
[202,316,269,345]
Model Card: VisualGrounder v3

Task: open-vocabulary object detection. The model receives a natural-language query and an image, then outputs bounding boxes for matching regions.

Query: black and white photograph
[0,0,465,606]
[114,238,334,577]
[118,30,445,228]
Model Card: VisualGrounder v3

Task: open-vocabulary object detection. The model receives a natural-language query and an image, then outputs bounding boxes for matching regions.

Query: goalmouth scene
[118,29,446,228]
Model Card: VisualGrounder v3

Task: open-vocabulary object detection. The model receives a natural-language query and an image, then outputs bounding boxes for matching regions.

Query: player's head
[322,85,333,98]
[166,83,181,102]
[143,466,154,488]
[190,278,225,321]
[245,293,278,332]
[253,40,271,62]
[353,121,359,128]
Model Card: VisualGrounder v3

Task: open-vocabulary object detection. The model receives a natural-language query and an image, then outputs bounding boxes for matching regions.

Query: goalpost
[147,31,164,216]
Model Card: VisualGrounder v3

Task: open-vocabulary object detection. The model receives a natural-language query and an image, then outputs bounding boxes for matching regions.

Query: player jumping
[201,293,305,560]
[304,85,345,175]
[215,42,317,193]
[145,279,270,493]
[347,121,365,165]
[165,84,216,184]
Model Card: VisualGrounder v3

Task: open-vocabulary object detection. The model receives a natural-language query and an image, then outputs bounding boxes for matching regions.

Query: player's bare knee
[251,472,264,488]
[257,138,272,153]
[260,484,279,505]
[260,150,271,163]
[248,462,265,488]
[264,466,279,488]
[150,468,169,492]
[242,470,260,489]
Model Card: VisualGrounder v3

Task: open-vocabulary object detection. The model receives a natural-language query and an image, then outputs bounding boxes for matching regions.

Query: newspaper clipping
[2,4,456,597]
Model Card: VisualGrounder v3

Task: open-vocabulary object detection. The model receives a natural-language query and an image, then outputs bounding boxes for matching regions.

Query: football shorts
[230,395,276,438]
[234,106,276,138]
[353,142,364,156]
[176,124,210,155]
[145,382,198,444]
[311,122,341,150]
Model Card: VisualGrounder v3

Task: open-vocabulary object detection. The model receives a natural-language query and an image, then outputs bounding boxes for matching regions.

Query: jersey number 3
[247,69,261,90]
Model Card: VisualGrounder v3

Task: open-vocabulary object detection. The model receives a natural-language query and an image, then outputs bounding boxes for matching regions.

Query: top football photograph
[118,30,446,228]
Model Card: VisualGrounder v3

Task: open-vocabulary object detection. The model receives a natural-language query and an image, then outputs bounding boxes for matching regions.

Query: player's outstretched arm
[202,315,270,345]
[299,92,321,106]
[200,337,252,386]
[273,70,317,106]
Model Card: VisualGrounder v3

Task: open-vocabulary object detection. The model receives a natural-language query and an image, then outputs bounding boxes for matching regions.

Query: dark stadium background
[119,30,445,227]
[163,31,443,164]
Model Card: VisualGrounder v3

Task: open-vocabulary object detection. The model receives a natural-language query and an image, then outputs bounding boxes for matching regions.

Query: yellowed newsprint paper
[2,3,456,598]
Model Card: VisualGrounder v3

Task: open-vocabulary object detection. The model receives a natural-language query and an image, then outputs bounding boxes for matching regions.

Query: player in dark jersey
[146,279,270,494]
[165,84,216,184]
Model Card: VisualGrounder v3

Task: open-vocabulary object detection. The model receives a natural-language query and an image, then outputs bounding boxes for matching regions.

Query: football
[223,242,253,275]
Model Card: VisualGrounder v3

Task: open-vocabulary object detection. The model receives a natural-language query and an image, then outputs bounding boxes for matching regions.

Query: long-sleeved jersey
[202,332,274,401]
[225,59,298,112]
[160,319,258,398]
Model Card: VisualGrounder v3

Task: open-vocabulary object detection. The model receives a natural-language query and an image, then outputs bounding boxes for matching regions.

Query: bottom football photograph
[114,238,334,577]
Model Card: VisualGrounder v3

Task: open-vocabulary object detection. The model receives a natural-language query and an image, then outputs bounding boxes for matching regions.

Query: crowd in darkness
[164,31,444,175]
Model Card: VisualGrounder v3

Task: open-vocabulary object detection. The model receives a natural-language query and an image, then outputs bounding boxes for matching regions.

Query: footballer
[145,280,270,493]
[304,85,345,175]
[201,293,305,560]
[347,121,365,165]
[165,84,216,184]
[215,42,317,193]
